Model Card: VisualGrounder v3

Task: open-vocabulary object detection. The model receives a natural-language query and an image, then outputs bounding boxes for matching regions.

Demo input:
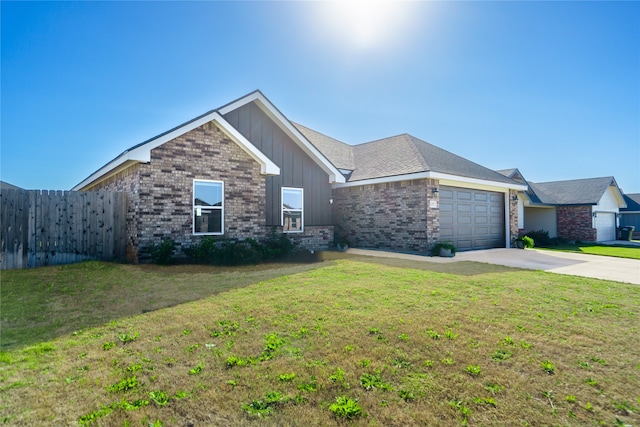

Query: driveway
[346,248,640,285]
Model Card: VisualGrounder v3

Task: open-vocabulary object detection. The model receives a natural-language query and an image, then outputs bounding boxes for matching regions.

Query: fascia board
[333,171,528,192]
[72,110,279,190]
[220,92,345,184]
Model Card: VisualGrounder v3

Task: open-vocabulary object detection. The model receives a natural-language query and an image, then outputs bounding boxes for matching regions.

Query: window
[282,187,303,232]
[193,180,224,235]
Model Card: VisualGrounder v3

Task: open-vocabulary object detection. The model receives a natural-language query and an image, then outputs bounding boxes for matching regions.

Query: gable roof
[528,176,623,206]
[293,123,355,171]
[73,91,346,191]
[621,193,640,212]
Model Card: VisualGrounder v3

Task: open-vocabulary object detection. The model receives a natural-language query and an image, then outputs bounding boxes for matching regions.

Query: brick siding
[509,190,519,245]
[332,178,439,254]
[92,121,266,261]
[557,205,597,241]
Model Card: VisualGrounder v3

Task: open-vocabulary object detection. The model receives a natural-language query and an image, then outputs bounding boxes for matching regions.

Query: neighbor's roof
[528,176,620,205]
[621,193,640,212]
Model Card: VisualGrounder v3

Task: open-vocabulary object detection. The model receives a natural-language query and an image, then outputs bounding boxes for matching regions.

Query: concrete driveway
[347,248,640,285]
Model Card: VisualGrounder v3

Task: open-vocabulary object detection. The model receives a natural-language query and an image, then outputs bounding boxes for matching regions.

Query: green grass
[1,255,639,426]
[537,243,640,260]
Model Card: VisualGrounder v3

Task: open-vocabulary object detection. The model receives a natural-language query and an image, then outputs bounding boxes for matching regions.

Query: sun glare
[313,1,416,51]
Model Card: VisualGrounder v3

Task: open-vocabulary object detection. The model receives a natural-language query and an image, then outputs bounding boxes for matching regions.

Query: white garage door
[439,186,505,251]
[595,212,616,241]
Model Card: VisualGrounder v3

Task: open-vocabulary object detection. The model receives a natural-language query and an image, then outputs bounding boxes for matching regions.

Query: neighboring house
[73,90,526,261]
[0,181,23,191]
[498,169,626,242]
[620,194,640,239]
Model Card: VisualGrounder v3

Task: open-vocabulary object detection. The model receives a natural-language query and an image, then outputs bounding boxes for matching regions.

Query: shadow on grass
[1,250,517,351]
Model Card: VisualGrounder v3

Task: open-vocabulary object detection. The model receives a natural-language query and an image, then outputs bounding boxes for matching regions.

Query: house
[620,194,640,239]
[498,169,626,242]
[73,90,526,261]
[296,126,527,252]
[0,181,23,191]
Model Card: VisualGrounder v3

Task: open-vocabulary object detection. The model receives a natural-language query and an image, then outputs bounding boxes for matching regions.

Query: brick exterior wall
[509,190,519,245]
[332,178,439,254]
[90,120,332,261]
[279,226,334,251]
[92,121,266,261]
[557,205,597,242]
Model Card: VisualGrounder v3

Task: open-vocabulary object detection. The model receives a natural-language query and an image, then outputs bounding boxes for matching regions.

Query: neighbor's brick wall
[92,121,267,261]
[557,205,597,242]
[332,178,438,253]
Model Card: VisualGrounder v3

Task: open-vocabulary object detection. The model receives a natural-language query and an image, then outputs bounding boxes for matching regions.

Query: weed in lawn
[485,383,505,395]
[189,362,203,375]
[427,329,441,340]
[566,395,577,403]
[492,349,512,362]
[585,376,598,387]
[398,333,410,341]
[542,360,556,374]
[109,375,139,393]
[360,371,391,391]
[579,360,592,369]
[473,397,497,407]
[278,372,296,382]
[502,336,514,346]
[102,341,115,351]
[399,389,416,402]
[441,357,455,366]
[297,376,318,392]
[329,368,348,387]
[148,390,170,407]
[329,396,362,420]
[445,330,458,340]
[520,340,532,349]
[118,332,139,343]
[466,365,481,377]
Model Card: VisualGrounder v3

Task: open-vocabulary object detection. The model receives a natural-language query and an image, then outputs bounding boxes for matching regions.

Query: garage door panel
[595,213,615,241]
[439,186,505,251]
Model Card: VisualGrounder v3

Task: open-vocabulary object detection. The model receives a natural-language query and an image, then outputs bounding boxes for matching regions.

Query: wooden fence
[0,189,127,270]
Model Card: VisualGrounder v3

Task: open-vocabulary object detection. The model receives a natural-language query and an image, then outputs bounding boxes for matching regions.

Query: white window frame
[281,187,304,233]
[193,179,224,235]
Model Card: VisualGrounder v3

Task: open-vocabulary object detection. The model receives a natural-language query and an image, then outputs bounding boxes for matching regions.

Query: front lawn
[537,243,640,260]
[1,256,639,426]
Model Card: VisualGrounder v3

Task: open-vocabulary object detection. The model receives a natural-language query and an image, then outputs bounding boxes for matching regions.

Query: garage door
[439,186,505,251]
[595,212,616,241]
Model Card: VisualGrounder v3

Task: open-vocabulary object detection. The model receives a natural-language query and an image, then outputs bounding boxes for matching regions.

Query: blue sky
[2,1,639,193]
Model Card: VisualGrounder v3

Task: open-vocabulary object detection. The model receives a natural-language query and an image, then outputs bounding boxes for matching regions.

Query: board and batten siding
[223,102,333,226]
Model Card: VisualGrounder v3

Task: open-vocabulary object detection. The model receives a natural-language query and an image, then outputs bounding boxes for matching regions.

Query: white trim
[72,111,280,191]
[219,91,346,184]
[193,179,224,236]
[281,186,304,233]
[332,171,528,192]
[504,193,512,248]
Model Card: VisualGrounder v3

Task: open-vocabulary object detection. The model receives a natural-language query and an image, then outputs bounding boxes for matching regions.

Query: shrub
[262,228,295,260]
[521,235,535,249]
[147,238,176,265]
[524,230,553,247]
[186,232,295,266]
[431,241,457,256]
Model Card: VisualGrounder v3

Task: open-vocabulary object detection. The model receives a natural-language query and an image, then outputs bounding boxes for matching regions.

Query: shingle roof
[621,194,640,211]
[528,177,618,205]
[350,134,517,184]
[292,123,355,170]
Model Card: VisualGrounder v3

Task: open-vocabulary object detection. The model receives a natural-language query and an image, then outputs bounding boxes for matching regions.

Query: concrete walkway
[346,248,640,285]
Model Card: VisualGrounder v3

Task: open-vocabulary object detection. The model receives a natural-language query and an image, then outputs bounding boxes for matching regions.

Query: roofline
[72,111,280,191]
[332,171,528,191]
[219,91,346,184]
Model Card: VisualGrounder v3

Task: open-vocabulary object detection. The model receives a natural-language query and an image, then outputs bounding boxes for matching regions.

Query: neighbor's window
[193,180,224,235]
[282,187,303,232]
